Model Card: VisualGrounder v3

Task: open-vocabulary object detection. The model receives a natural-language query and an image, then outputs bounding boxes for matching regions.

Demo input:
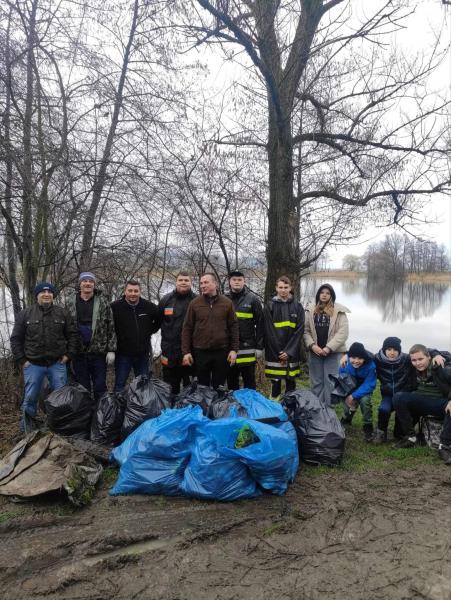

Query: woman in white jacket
[304,283,350,405]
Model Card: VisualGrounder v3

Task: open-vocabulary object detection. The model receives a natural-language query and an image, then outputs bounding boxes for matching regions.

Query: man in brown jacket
[182,273,239,389]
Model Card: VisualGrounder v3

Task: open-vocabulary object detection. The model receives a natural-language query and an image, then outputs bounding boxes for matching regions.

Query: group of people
[10,272,451,465]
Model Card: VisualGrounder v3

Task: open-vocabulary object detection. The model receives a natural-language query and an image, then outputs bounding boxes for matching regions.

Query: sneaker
[438,444,451,465]
[393,436,417,449]
[373,429,387,445]
[363,426,374,443]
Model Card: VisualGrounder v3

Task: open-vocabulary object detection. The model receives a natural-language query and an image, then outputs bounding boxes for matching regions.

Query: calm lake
[301,276,451,353]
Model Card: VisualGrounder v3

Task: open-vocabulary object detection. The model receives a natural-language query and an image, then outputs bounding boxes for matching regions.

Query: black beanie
[382,336,402,354]
[315,283,336,304]
[348,342,368,361]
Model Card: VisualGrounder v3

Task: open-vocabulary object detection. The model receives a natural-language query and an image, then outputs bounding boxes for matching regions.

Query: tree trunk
[264,105,300,301]
[4,10,22,315]
[79,0,139,270]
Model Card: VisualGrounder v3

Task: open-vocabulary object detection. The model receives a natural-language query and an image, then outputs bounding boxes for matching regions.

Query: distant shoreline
[308,270,451,283]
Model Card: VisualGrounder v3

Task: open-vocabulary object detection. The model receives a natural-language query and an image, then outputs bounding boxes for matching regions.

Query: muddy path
[1,463,451,600]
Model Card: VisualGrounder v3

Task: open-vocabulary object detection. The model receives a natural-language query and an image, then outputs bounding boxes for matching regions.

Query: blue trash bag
[110,454,189,496]
[181,419,260,501]
[181,418,298,500]
[111,406,206,466]
[110,407,207,496]
[232,389,288,423]
[221,419,298,495]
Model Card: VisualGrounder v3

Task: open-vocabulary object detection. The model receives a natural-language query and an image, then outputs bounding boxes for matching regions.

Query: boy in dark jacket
[263,276,304,400]
[339,342,377,442]
[373,337,410,443]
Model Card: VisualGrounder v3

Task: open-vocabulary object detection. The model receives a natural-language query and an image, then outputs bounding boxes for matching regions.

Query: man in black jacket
[10,282,79,431]
[159,272,196,394]
[393,344,451,462]
[225,270,263,390]
[111,280,160,391]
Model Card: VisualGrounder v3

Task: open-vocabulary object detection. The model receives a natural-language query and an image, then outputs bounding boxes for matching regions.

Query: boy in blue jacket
[339,342,377,442]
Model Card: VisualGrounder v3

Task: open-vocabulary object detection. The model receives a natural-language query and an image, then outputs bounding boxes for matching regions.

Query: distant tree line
[342,235,450,278]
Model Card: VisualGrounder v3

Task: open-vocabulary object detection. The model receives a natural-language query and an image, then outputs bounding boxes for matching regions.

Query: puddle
[83,535,184,566]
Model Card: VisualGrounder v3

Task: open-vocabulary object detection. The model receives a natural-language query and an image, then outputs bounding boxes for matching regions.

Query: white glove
[255,349,263,360]
[106,352,115,366]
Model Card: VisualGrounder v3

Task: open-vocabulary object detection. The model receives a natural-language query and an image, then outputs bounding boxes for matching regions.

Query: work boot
[438,443,451,465]
[373,428,387,445]
[363,424,374,443]
[393,435,417,449]
[22,413,40,434]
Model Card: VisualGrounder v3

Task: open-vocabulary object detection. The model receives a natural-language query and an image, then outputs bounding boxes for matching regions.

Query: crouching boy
[339,342,377,442]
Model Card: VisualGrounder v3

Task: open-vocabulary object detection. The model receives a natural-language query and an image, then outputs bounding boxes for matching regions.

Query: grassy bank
[309,270,451,283]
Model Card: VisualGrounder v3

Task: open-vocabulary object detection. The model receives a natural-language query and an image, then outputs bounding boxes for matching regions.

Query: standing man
[66,272,116,400]
[225,270,263,390]
[393,344,451,461]
[263,275,305,400]
[159,272,197,395]
[111,280,160,391]
[10,283,79,431]
[182,272,239,389]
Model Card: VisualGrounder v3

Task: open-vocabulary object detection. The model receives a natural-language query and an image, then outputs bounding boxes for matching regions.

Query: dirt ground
[1,409,451,600]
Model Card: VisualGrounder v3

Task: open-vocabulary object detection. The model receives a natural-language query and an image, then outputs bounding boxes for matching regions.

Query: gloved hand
[106,352,115,366]
[255,349,263,360]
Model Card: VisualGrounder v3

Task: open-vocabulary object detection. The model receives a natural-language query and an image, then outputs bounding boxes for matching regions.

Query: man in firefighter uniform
[226,270,264,390]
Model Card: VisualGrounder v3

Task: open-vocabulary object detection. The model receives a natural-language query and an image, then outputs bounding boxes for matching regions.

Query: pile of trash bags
[110,405,299,500]
[33,376,346,501]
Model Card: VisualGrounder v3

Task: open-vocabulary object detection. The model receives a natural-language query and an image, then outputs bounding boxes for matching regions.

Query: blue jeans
[393,392,448,437]
[72,353,107,400]
[114,353,149,391]
[22,362,67,424]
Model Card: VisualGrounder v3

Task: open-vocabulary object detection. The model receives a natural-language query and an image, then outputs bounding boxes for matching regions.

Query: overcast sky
[328,0,451,268]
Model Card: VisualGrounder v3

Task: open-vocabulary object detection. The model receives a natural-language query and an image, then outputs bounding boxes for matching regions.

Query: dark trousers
[227,364,256,390]
[393,392,450,442]
[378,394,402,437]
[271,378,296,398]
[72,353,107,400]
[163,365,192,395]
[114,353,149,392]
[193,349,228,389]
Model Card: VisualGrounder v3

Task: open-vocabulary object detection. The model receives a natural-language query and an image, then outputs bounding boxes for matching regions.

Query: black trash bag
[281,389,345,466]
[121,375,172,439]
[90,392,126,446]
[45,384,93,438]
[209,390,248,420]
[174,381,219,416]
[328,373,358,405]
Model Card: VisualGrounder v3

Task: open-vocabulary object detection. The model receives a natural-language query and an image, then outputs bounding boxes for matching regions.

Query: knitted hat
[79,272,96,283]
[382,336,402,354]
[228,270,245,278]
[315,283,336,304]
[34,282,57,297]
[348,342,368,361]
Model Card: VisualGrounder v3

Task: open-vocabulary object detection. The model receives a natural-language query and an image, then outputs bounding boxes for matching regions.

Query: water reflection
[364,278,448,323]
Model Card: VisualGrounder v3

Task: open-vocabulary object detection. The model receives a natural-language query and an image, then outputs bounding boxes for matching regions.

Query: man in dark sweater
[159,272,197,394]
[393,344,451,462]
[182,272,239,389]
[111,280,160,391]
[10,282,78,431]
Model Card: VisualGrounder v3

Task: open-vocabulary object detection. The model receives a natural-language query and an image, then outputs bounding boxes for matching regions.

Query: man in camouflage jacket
[66,272,116,400]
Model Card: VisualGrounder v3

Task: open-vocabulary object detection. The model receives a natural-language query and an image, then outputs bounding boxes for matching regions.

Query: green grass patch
[0,509,24,524]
